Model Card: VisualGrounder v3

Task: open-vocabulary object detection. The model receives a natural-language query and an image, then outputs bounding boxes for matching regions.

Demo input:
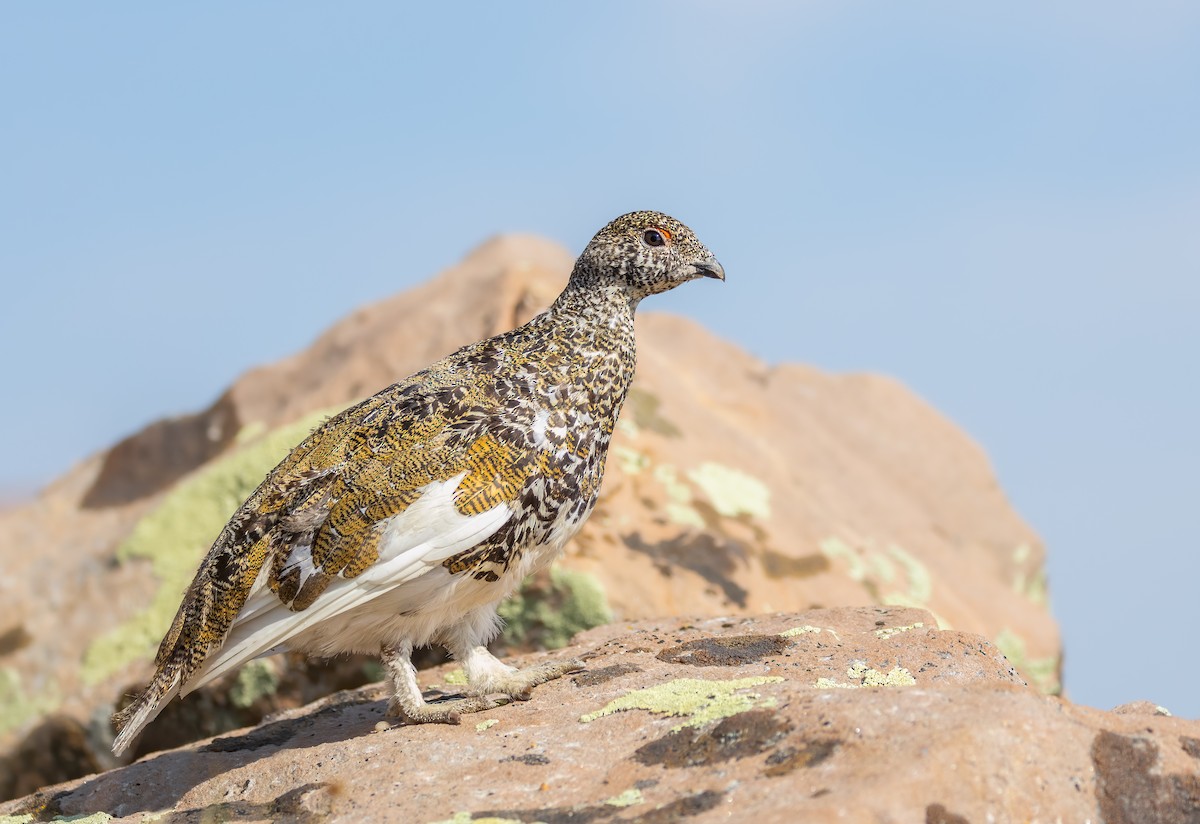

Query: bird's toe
[386,694,498,724]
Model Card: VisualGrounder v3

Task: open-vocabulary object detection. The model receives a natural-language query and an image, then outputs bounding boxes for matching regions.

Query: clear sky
[3,3,1198,715]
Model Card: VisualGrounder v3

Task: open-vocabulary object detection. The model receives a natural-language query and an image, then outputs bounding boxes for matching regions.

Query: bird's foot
[468,658,586,701]
[385,693,499,724]
[382,639,503,725]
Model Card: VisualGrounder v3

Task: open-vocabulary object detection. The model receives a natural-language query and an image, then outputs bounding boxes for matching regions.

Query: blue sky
[3,3,1198,714]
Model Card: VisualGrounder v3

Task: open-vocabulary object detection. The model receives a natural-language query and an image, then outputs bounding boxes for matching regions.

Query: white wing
[182,474,511,695]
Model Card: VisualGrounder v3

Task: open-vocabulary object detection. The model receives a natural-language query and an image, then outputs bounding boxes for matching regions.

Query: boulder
[3,609,1195,823]
[0,235,1056,800]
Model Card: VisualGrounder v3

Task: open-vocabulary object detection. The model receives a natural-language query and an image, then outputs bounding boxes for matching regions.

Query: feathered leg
[381,640,497,723]
[451,607,584,702]
[461,643,585,700]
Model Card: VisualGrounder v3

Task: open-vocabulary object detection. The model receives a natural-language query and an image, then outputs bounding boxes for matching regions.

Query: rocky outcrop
[4,608,1196,823]
[0,235,1056,800]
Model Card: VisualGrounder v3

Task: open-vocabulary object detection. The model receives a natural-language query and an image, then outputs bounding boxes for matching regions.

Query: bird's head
[573,210,724,301]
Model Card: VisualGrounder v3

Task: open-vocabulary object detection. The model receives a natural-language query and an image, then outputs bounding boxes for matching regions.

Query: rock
[0,235,1056,799]
[2,609,1196,823]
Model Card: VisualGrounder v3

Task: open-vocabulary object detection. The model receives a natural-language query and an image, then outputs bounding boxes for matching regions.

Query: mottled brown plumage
[112,211,723,755]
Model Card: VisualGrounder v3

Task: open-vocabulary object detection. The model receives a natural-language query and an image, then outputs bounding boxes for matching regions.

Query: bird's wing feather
[184,472,513,693]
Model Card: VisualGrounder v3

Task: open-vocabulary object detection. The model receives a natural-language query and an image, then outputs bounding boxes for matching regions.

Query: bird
[111,210,724,756]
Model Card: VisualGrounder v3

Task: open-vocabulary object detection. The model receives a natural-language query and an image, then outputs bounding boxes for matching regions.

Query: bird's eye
[643,228,670,247]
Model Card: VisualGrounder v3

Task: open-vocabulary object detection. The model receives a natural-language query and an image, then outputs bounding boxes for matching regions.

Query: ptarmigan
[112,210,724,755]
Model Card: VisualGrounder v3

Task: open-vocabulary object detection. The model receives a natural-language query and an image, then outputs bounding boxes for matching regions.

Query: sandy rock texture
[1,235,1056,799]
[3,608,1197,823]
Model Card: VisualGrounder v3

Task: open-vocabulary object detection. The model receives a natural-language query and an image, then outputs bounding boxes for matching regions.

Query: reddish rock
[3,609,1196,823]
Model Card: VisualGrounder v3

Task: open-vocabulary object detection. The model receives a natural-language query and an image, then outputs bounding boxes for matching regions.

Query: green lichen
[814,662,916,689]
[1012,544,1050,607]
[881,544,932,606]
[779,625,823,638]
[604,788,645,807]
[498,567,613,650]
[653,464,705,529]
[579,676,783,729]
[0,666,60,736]
[614,449,769,530]
[687,462,771,520]
[994,628,1061,695]
[864,550,898,586]
[233,420,268,445]
[229,660,279,709]
[361,660,385,683]
[443,669,468,686]
[5,815,117,824]
[612,445,649,476]
[1022,568,1049,607]
[616,417,640,439]
[428,814,523,824]
[81,410,336,686]
[874,622,925,640]
[780,624,841,642]
[626,388,681,438]
[855,663,916,687]
[819,537,941,620]
[664,502,705,530]
[475,718,499,731]
[820,537,867,582]
[1,813,116,824]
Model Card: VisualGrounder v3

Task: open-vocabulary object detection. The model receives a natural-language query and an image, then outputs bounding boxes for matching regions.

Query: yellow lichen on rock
[612,445,649,476]
[814,662,916,689]
[0,667,60,737]
[995,628,1061,694]
[819,536,941,622]
[497,567,613,650]
[229,660,280,709]
[428,814,524,824]
[652,464,706,529]
[874,622,925,640]
[604,788,645,808]
[687,462,771,519]
[779,625,823,638]
[579,676,783,730]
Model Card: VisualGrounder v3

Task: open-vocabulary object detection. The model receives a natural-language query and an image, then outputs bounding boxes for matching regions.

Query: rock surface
[0,235,1057,799]
[4,608,1198,823]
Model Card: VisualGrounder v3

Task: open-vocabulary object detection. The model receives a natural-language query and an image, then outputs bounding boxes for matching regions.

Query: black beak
[693,256,725,281]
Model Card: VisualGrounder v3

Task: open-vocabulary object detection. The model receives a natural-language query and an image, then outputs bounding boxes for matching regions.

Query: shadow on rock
[623,530,749,608]
[13,693,390,820]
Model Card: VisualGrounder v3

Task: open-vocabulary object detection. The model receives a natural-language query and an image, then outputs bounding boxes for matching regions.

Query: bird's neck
[536,275,639,390]
[536,276,638,426]
[548,277,638,336]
